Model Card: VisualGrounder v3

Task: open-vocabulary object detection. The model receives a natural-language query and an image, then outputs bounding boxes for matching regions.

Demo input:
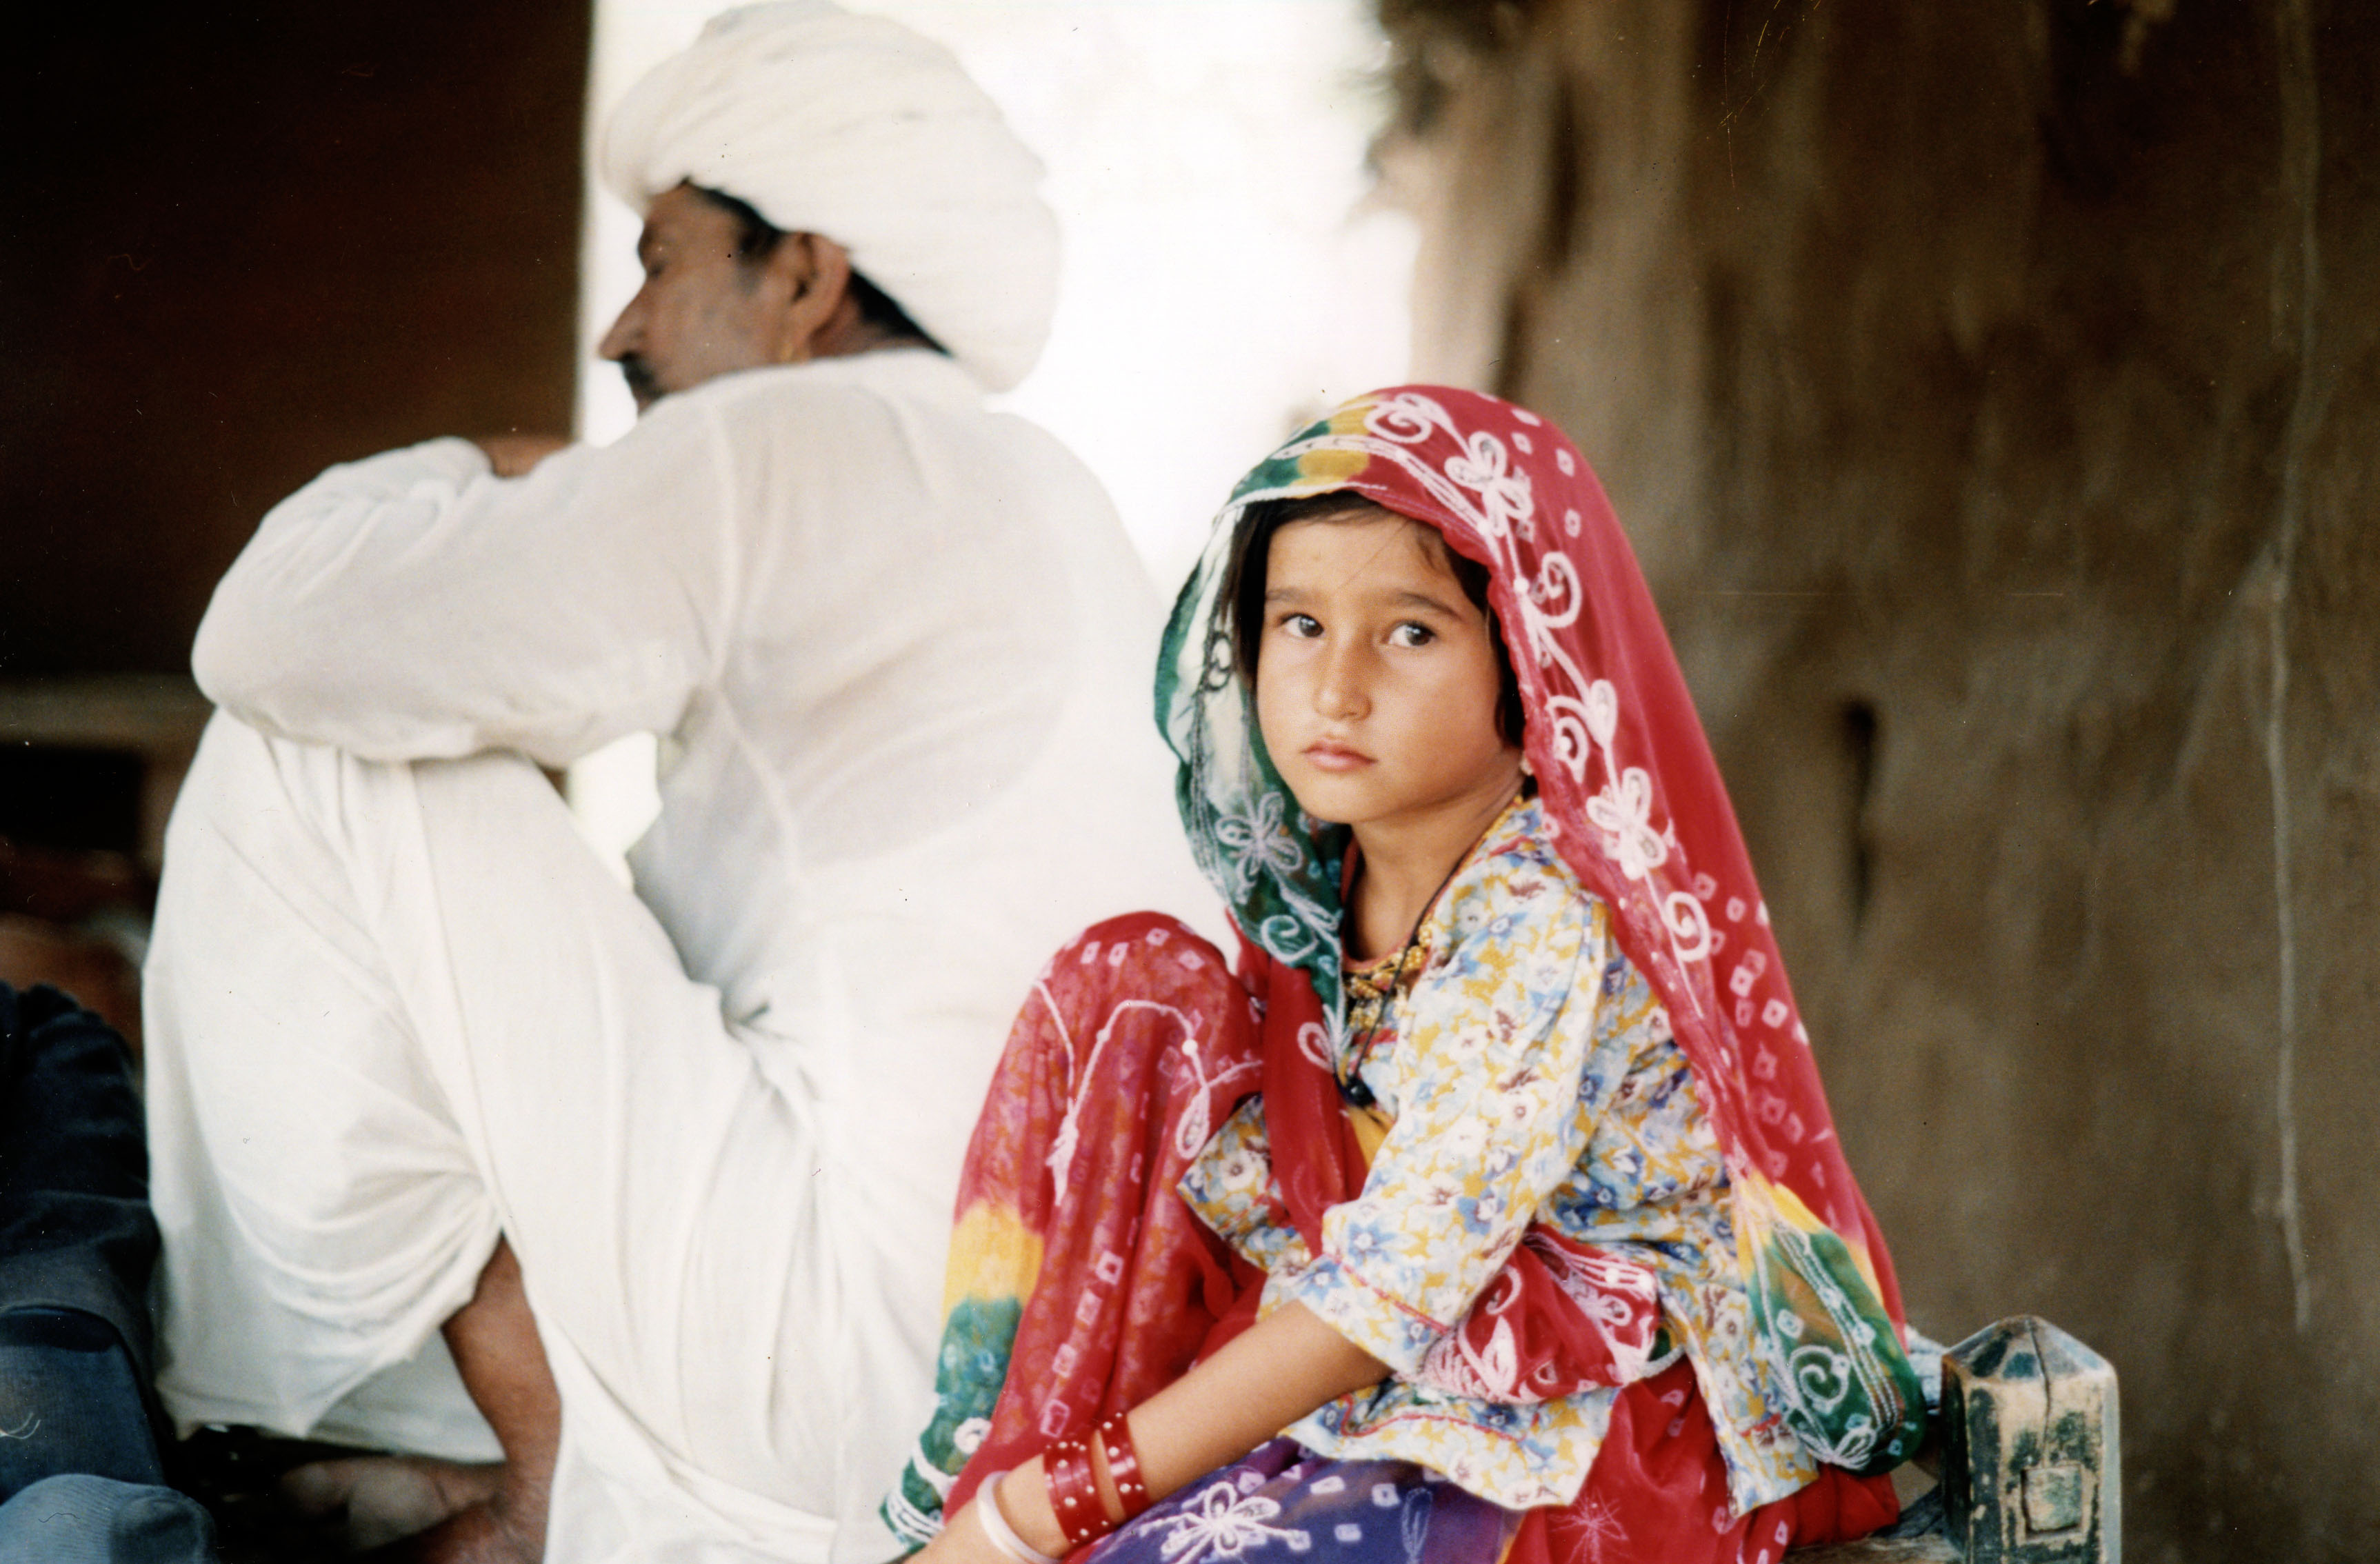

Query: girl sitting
[886,388,1923,1564]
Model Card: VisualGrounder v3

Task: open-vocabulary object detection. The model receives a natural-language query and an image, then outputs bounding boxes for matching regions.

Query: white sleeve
[192,403,739,768]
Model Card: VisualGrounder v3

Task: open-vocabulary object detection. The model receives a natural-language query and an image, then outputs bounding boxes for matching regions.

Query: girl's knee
[1050,914,1236,997]
[1023,914,1253,1065]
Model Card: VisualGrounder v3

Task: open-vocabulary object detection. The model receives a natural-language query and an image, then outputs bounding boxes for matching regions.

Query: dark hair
[690,186,946,353]
[1219,491,1526,745]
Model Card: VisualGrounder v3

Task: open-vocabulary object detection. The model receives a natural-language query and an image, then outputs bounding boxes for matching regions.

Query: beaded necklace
[1333,789,1527,1107]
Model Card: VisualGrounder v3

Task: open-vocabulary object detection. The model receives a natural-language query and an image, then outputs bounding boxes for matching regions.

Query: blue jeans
[0,985,212,1561]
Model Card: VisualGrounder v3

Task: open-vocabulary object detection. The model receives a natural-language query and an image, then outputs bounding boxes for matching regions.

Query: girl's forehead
[1266,509,1466,599]
[1270,504,1461,583]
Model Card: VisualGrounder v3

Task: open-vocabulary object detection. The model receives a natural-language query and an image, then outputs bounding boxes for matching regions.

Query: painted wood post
[1939,1317,2120,1563]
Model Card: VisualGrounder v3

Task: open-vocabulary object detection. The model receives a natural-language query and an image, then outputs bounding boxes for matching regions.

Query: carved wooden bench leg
[1790,1316,2119,1563]
[1941,1317,2119,1563]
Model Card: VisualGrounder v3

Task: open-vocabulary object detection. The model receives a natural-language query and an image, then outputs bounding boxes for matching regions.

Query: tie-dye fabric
[882,914,1263,1547]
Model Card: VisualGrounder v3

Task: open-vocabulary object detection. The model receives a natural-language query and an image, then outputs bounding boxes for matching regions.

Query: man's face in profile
[599,184,784,412]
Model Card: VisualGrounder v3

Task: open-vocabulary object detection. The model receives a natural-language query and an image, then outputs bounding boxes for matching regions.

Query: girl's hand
[917,1303,1386,1561]
[918,1460,1066,1564]
[910,1501,1002,1564]
[915,1467,1065,1564]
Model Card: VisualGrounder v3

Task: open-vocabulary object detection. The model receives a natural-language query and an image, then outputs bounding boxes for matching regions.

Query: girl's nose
[1314,641,1369,721]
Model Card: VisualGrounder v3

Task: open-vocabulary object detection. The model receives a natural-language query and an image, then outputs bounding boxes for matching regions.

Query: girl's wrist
[970,1472,1061,1564]
[986,1412,1157,1561]
[1092,1412,1149,1523]
[1004,1455,1070,1559]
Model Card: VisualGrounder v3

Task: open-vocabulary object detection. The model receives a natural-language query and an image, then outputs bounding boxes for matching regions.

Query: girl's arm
[921,876,1616,1561]
[920,1301,1385,1563]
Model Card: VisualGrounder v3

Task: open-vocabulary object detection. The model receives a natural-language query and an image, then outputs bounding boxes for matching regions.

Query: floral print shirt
[1178,796,1817,1512]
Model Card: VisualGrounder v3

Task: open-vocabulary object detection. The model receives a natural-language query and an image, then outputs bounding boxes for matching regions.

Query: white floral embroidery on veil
[1213,790,1303,901]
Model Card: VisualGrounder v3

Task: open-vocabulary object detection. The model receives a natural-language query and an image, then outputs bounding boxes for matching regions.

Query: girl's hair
[1219,492,1527,745]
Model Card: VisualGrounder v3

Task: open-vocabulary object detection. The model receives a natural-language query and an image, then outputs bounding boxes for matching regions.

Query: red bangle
[1043,1436,1112,1549]
[1094,1414,1150,1520]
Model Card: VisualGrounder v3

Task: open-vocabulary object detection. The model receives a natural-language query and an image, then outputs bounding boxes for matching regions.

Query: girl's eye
[1388,621,1437,648]
[1276,612,1323,639]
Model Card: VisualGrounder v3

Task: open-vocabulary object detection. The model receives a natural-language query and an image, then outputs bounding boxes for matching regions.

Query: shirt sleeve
[1177,1096,1314,1277]
[1268,867,1617,1375]
[192,396,741,768]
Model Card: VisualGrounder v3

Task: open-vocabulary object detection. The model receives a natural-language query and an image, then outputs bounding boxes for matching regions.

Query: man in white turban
[141,6,1210,1561]
[599,0,1058,397]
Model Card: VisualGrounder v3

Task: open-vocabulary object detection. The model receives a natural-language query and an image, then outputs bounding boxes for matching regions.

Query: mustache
[617,354,664,405]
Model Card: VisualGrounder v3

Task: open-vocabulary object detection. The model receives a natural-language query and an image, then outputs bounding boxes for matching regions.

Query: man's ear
[771,233,857,363]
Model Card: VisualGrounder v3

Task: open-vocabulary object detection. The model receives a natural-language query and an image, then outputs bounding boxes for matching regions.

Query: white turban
[601,1,1058,392]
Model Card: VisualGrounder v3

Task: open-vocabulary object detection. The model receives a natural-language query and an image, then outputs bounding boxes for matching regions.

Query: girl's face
[1254,506,1523,844]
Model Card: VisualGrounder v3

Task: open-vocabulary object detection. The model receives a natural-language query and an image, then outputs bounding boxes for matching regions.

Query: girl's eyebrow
[1386,588,1466,617]
[1265,583,1468,617]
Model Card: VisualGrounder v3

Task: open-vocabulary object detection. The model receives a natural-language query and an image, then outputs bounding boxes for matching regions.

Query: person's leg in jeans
[0,982,216,1561]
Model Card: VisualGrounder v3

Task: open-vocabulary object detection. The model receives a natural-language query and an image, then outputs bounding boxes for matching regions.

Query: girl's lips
[1302,743,1372,772]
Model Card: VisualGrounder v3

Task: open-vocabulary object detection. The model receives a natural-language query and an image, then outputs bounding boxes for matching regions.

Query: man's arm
[194,399,739,769]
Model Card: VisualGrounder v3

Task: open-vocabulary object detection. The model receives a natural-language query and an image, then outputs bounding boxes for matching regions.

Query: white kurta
[143,350,1214,1562]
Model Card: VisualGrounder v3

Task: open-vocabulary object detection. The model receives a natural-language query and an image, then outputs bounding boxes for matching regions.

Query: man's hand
[474,434,571,477]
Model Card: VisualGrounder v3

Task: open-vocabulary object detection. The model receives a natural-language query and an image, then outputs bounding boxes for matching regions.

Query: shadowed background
[1373,1,2376,1559]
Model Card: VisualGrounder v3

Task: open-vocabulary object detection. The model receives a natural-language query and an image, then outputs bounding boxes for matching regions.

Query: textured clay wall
[1377,2,2377,1558]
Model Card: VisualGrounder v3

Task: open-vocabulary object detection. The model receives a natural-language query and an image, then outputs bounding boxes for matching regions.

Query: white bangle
[973,1470,1061,1564]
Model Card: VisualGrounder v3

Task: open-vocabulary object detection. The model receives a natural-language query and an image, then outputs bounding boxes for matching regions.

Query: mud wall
[1376,3,2377,1558]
